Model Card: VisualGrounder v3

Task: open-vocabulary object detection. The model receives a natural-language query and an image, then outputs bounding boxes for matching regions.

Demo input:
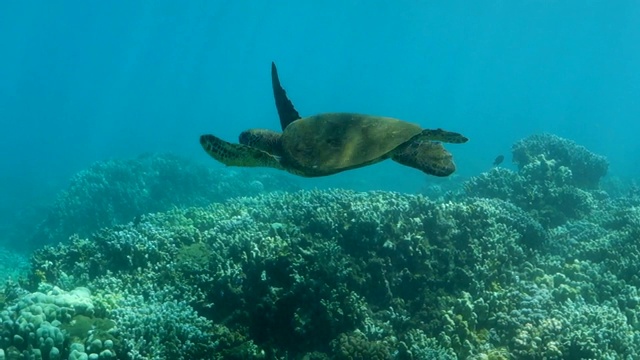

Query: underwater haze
[2,1,640,359]
[1,1,639,198]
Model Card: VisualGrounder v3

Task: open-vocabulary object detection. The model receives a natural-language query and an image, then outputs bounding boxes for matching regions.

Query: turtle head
[239,129,284,157]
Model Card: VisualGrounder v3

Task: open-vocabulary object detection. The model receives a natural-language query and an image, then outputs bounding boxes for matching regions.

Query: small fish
[493,155,505,166]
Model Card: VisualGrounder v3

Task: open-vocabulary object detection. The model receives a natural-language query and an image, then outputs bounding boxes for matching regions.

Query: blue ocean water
[1,1,638,200]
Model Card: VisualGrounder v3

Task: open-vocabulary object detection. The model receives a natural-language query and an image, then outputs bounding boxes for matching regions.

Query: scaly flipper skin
[239,129,284,157]
[200,134,284,170]
[390,128,467,176]
[392,140,456,177]
[419,128,469,144]
[271,62,301,130]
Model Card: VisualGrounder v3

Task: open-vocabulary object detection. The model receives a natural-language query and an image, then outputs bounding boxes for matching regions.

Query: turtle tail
[392,140,456,177]
[200,134,284,170]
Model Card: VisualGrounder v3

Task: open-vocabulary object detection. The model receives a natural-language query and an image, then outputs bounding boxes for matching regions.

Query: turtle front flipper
[392,140,456,177]
[271,62,301,130]
[200,134,285,170]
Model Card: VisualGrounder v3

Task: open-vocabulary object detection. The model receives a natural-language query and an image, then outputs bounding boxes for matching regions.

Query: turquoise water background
[0,1,638,240]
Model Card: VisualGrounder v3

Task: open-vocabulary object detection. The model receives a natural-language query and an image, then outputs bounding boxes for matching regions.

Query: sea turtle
[200,62,468,177]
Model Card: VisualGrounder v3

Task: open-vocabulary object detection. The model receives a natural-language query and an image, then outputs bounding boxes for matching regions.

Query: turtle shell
[281,113,422,174]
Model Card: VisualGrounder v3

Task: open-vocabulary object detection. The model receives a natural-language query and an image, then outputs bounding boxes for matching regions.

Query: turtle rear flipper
[392,140,456,177]
[200,134,284,170]
[419,128,469,144]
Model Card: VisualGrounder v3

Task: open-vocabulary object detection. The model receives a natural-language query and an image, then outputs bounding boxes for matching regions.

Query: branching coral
[26,153,300,250]
[464,155,605,227]
[512,133,608,189]
[6,176,640,359]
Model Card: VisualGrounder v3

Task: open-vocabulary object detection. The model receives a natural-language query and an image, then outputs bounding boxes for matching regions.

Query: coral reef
[7,189,544,358]
[2,134,638,359]
[2,179,635,358]
[463,163,604,227]
[511,133,608,188]
[465,134,610,227]
[26,153,300,250]
[0,285,116,360]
